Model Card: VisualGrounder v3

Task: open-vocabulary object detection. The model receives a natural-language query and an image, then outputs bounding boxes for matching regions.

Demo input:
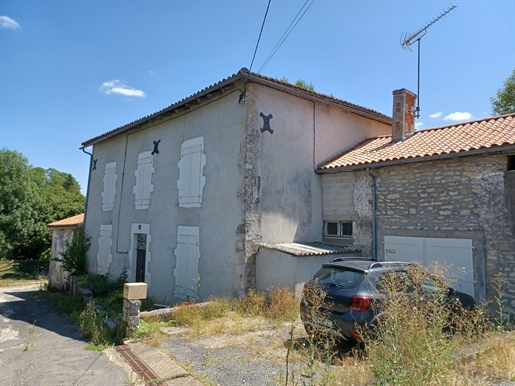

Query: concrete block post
[122,283,148,336]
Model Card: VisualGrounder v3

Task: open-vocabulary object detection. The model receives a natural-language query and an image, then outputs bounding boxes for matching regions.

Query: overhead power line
[257,0,314,74]
[249,0,273,73]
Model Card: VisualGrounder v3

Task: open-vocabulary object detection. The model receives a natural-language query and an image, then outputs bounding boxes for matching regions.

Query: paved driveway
[0,284,130,386]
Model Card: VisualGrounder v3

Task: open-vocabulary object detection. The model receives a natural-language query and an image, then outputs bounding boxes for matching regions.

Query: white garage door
[384,236,474,296]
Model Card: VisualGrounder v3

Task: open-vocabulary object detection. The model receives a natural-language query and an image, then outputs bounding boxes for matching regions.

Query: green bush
[58,228,91,276]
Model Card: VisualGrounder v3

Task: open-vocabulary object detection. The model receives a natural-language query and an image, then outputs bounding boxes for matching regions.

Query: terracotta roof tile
[47,214,84,228]
[319,114,515,171]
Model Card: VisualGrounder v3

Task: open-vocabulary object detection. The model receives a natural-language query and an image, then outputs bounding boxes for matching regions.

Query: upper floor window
[101,162,117,211]
[133,151,154,209]
[177,137,206,208]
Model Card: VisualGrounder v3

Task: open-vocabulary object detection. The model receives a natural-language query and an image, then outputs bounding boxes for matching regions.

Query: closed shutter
[133,151,154,209]
[177,138,206,207]
[174,226,200,300]
[97,225,113,275]
[101,162,117,211]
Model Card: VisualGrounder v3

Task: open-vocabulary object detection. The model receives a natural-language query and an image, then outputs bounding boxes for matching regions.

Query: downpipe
[366,167,377,260]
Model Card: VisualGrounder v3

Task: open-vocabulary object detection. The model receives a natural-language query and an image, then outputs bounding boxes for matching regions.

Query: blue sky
[1,0,514,195]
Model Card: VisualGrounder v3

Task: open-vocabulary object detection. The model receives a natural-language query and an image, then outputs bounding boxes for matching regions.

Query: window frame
[323,221,353,239]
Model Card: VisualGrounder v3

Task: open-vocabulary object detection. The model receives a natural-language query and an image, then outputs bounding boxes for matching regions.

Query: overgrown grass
[130,275,514,386]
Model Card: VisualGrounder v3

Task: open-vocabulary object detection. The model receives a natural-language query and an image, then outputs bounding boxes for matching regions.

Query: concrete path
[0,284,130,386]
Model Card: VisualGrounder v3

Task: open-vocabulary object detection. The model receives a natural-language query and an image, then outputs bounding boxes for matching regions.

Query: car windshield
[313,267,363,289]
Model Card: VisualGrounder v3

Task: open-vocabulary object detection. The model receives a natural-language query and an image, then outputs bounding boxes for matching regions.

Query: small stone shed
[47,214,84,290]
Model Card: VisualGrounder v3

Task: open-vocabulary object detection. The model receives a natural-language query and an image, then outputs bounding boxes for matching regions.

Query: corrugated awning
[259,242,361,257]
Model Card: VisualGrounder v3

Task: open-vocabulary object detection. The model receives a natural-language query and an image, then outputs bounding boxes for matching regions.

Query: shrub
[79,303,110,348]
[59,228,91,276]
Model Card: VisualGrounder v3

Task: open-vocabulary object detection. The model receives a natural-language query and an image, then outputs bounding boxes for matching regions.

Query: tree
[0,149,39,259]
[0,149,85,260]
[491,69,515,115]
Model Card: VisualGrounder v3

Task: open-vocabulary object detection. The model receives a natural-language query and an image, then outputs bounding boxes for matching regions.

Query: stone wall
[322,153,515,315]
[373,154,514,314]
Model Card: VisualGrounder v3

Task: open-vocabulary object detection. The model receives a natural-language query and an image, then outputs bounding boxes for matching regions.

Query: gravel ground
[159,320,515,386]
[160,321,308,386]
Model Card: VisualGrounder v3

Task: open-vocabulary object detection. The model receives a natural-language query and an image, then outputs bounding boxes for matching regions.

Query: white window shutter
[177,138,206,208]
[174,226,200,300]
[133,151,154,209]
[97,225,113,275]
[101,162,117,211]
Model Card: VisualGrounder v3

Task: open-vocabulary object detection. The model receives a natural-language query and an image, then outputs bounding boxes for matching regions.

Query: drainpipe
[81,146,93,229]
[366,167,377,260]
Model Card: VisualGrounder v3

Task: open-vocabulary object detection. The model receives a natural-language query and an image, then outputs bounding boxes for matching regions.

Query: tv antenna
[400,5,457,118]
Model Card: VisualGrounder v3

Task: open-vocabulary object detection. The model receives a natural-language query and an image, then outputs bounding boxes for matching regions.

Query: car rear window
[313,266,363,289]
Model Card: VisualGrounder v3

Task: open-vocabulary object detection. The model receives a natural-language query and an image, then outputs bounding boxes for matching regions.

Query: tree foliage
[0,149,85,260]
[491,69,515,115]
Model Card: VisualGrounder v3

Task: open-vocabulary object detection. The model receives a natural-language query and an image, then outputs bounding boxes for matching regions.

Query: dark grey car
[300,258,477,343]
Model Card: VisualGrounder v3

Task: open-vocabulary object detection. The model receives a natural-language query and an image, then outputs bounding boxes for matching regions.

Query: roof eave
[81,70,392,148]
[81,75,242,148]
[316,144,515,174]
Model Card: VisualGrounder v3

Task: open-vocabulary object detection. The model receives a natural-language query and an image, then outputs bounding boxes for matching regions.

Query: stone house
[80,68,392,304]
[318,88,515,313]
[47,213,84,290]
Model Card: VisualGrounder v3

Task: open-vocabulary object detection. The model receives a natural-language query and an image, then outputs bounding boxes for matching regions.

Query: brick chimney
[392,88,417,142]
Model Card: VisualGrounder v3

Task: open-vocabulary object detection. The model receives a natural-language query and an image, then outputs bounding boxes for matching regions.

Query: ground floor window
[324,221,353,238]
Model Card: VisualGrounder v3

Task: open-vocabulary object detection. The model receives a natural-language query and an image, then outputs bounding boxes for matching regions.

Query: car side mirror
[446,287,456,296]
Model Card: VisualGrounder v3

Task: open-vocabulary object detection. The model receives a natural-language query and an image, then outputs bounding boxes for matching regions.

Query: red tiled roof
[319,114,515,171]
[82,68,391,147]
[47,213,84,228]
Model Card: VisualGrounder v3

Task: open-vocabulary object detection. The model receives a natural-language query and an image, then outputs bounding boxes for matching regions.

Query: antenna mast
[400,5,457,118]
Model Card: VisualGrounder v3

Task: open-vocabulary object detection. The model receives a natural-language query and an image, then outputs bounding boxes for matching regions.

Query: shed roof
[318,113,515,171]
[259,242,361,257]
[82,68,391,148]
[47,213,84,228]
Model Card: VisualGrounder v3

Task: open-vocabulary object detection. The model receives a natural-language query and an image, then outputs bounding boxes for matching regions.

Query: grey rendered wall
[85,90,247,303]
[255,248,349,301]
[250,84,391,246]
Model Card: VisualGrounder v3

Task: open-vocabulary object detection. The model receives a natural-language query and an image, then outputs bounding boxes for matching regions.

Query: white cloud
[444,112,473,122]
[149,70,159,76]
[99,80,146,97]
[415,122,424,130]
[0,16,21,30]
[429,111,442,119]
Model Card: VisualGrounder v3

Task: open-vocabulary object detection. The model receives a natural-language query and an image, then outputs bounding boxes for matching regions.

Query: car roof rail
[368,261,412,269]
[330,257,376,263]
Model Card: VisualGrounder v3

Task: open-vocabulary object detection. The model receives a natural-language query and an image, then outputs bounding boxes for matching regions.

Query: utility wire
[249,0,272,73]
[257,0,314,74]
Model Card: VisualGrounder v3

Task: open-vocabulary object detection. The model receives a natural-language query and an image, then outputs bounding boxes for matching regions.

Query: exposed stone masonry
[372,154,515,314]
[323,153,515,315]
